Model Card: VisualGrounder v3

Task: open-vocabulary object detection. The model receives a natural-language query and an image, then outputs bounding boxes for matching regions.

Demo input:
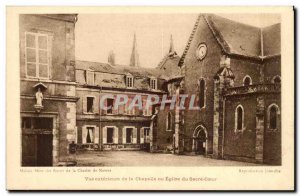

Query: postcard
[6,6,294,190]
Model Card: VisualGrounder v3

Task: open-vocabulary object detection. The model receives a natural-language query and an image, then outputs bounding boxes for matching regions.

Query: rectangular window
[21,117,32,129]
[86,71,94,85]
[126,76,133,88]
[87,97,94,113]
[106,98,114,114]
[25,32,50,79]
[86,127,94,143]
[107,128,114,143]
[150,78,157,90]
[126,128,133,143]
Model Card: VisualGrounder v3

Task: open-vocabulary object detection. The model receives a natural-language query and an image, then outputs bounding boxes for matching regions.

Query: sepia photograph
[20,12,282,167]
[6,6,294,190]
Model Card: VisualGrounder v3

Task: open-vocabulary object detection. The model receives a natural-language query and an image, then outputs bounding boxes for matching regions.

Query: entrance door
[21,117,53,166]
[192,125,207,155]
[195,139,206,155]
[37,134,53,166]
[22,134,37,166]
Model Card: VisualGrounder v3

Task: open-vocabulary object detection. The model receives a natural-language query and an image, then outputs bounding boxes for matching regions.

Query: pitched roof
[205,14,262,57]
[156,55,181,80]
[75,60,168,92]
[180,14,281,66]
[262,23,281,56]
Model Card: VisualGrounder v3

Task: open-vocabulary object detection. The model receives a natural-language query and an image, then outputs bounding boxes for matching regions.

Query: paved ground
[75,151,260,166]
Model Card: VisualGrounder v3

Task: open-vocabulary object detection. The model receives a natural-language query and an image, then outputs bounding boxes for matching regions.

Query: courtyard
[75,151,261,167]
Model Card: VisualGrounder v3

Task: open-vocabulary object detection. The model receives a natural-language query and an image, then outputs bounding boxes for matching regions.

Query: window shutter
[140,128,144,144]
[113,127,119,144]
[122,128,126,144]
[102,127,107,144]
[48,35,53,79]
[133,128,137,144]
[83,97,87,113]
[119,104,124,114]
[94,127,99,144]
[93,97,98,114]
[75,126,78,143]
[112,98,118,115]
[82,126,87,144]
[100,95,106,115]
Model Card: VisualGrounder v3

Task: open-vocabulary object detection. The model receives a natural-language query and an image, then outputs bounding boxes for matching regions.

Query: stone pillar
[255,96,265,163]
[212,77,224,159]
[213,55,234,159]
[174,87,182,154]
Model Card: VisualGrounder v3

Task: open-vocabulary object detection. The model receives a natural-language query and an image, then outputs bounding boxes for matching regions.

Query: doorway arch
[192,125,208,155]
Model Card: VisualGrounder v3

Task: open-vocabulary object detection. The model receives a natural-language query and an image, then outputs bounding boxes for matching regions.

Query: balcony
[224,84,281,97]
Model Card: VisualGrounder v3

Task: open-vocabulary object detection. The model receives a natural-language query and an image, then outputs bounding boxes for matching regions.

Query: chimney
[108,50,115,66]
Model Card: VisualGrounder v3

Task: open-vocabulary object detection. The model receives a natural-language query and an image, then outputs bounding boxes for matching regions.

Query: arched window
[166,112,172,131]
[272,76,281,84]
[243,75,252,86]
[199,79,205,108]
[235,105,244,131]
[268,104,280,130]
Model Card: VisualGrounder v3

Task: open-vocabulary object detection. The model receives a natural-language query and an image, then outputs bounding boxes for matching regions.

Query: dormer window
[126,75,134,88]
[150,78,157,90]
[86,70,94,85]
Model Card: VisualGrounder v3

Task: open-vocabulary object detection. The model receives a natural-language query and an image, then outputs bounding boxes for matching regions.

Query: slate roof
[180,14,281,66]
[262,23,281,56]
[75,60,167,92]
[156,54,181,80]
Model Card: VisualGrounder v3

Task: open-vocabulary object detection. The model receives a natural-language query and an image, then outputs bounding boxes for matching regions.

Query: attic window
[86,71,94,85]
[126,76,134,88]
[150,78,157,90]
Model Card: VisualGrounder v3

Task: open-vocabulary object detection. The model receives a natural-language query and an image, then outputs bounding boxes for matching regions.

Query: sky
[75,14,280,68]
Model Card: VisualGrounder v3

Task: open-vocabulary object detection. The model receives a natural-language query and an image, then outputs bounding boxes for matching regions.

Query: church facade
[152,14,281,165]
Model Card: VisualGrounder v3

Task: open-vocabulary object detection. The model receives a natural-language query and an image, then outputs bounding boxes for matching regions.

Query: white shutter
[82,126,87,144]
[93,97,98,114]
[122,128,126,144]
[102,127,107,144]
[94,127,99,144]
[48,34,53,79]
[113,127,119,144]
[75,126,78,143]
[140,128,144,144]
[133,128,137,144]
